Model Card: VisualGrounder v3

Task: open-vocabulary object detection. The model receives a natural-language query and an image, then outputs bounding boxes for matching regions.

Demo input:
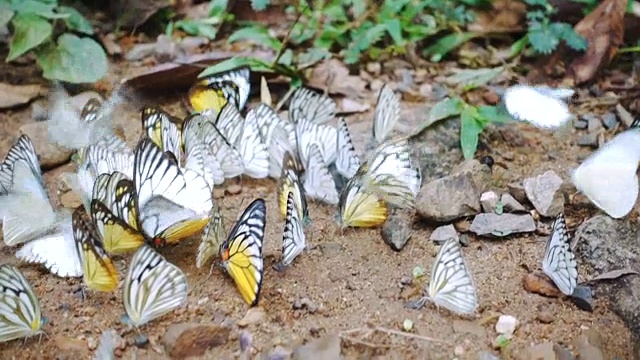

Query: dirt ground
[0,59,635,360]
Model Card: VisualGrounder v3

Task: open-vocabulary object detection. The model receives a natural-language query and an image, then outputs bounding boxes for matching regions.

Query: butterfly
[122,245,188,328]
[303,143,339,205]
[0,264,46,342]
[182,114,225,186]
[220,199,266,306]
[571,121,640,218]
[238,109,270,179]
[188,66,251,113]
[198,120,245,179]
[338,176,388,228]
[542,213,578,296]
[335,117,361,179]
[275,192,306,270]
[276,152,309,224]
[141,106,182,163]
[372,84,400,145]
[254,103,296,178]
[0,135,41,194]
[426,238,478,315]
[134,138,213,247]
[289,87,336,125]
[196,204,226,269]
[73,206,119,292]
[91,172,145,254]
[295,117,338,167]
[503,84,573,129]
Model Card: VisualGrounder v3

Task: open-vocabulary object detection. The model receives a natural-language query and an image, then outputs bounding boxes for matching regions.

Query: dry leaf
[260,76,272,106]
[467,0,527,33]
[0,83,46,109]
[589,268,640,282]
[522,272,562,297]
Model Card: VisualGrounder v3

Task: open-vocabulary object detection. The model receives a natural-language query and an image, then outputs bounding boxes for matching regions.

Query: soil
[0,49,634,360]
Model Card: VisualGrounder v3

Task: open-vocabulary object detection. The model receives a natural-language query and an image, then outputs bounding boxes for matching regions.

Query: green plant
[1,0,107,83]
[167,0,230,40]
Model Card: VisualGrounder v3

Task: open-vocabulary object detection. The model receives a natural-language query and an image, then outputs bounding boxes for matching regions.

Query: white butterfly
[216,104,245,146]
[303,143,339,205]
[571,123,640,218]
[0,264,46,342]
[296,116,337,167]
[0,135,41,194]
[336,117,361,179]
[372,84,400,144]
[255,102,297,150]
[182,116,225,187]
[199,121,245,179]
[426,238,478,315]
[542,213,578,296]
[122,245,188,327]
[289,87,336,124]
[196,204,226,269]
[254,103,296,178]
[238,109,270,179]
[141,107,182,163]
[276,191,306,269]
[503,84,573,129]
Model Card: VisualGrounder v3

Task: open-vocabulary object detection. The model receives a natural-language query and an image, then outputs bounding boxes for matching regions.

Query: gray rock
[507,182,528,203]
[601,112,618,129]
[501,193,527,213]
[569,285,594,312]
[416,159,491,222]
[476,351,500,360]
[523,170,564,217]
[292,335,341,360]
[19,122,73,169]
[125,43,155,61]
[553,344,576,360]
[573,328,605,360]
[523,342,556,360]
[381,209,413,251]
[573,118,588,129]
[577,133,599,147]
[480,191,499,213]
[574,215,640,357]
[469,213,536,237]
[587,116,603,133]
[429,224,459,244]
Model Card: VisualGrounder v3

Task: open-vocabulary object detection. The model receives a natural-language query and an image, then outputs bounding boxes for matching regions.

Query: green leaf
[208,0,228,17]
[297,48,331,67]
[35,34,107,83]
[228,25,281,51]
[411,97,465,136]
[199,57,276,78]
[10,0,67,19]
[384,18,403,45]
[551,22,587,51]
[7,13,52,61]
[460,106,483,160]
[509,35,528,57]
[528,22,559,54]
[250,0,270,11]
[423,32,480,62]
[175,19,218,39]
[278,48,293,66]
[58,6,94,35]
[445,66,504,91]
[476,105,514,124]
[0,2,14,28]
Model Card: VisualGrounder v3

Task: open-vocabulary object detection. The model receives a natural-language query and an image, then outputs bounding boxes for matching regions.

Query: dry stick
[339,326,450,346]
[271,10,304,68]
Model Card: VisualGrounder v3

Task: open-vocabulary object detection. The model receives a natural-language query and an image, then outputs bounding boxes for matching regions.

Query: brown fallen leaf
[588,268,640,282]
[522,272,562,297]
[567,0,626,84]
[467,0,527,33]
[0,83,46,109]
[307,59,367,98]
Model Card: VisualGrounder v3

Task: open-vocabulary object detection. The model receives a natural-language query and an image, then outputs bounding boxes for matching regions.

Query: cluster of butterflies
[0,66,425,344]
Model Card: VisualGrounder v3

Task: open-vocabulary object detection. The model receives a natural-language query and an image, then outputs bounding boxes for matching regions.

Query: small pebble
[601,112,618,129]
[495,315,518,339]
[573,118,587,129]
[400,276,412,286]
[135,334,149,348]
[537,309,555,324]
[577,133,599,147]
[587,117,602,133]
[454,345,464,356]
[87,337,97,350]
[402,319,413,332]
[225,184,242,195]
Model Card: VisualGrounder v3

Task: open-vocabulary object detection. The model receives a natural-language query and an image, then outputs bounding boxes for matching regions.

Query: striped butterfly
[336,117,361,179]
[122,245,188,327]
[255,102,297,154]
[134,138,213,247]
[0,135,41,194]
[504,84,573,129]
[254,103,296,179]
[427,238,478,315]
[274,192,306,270]
[141,106,182,163]
[542,213,578,296]
[289,87,336,125]
[196,204,226,269]
[198,120,244,179]
[220,198,266,306]
[0,264,46,342]
[303,143,339,205]
[571,120,640,218]
[238,109,270,179]
[338,175,388,228]
[214,104,244,147]
[372,84,400,145]
[295,116,338,167]
[73,206,119,292]
[182,114,225,186]
[276,152,309,224]
[188,66,251,113]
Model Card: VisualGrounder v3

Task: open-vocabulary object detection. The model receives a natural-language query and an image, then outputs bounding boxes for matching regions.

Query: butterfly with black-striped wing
[503,84,573,129]
[238,110,270,179]
[196,204,226,269]
[0,264,46,342]
[198,121,245,179]
[220,199,266,306]
[303,143,339,205]
[338,175,388,228]
[372,84,400,145]
[336,117,361,179]
[0,135,41,193]
[189,66,251,113]
[215,103,245,146]
[542,213,578,296]
[182,114,225,187]
[141,107,182,163]
[274,192,306,270]
[426,238,478,315]
[122,245,188,327]
[276,152,309,224]
[289,87,336,125]
[295,116,337,167]
[254,103,296,178]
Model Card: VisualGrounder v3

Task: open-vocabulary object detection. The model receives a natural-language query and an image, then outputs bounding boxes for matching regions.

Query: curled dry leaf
[0,83,46,109]
[568,0,626,84]
[522,272,562,298]
[588,268,640,282]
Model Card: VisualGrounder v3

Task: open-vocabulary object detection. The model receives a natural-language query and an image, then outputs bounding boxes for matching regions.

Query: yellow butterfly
[141,106,182,161]
[91,172,145,254]
[220,199,266,306]
[188,66,250,113]
[73,206,119,292]
[196,204,226,269]
[276,152,308,224]
[338,176,388,228]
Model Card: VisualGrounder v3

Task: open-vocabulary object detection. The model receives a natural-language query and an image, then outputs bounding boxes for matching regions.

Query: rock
[100,33,122,55]
[586,116,602,133]
[476,351,500,360]
[0,83,46,109]
[366,62,381,75]
[226,184,242,195]
[553,344,575,360]
[416,160,491,222]
[524,342,556,360]
[469,213,536,237]
[577,133,599,147]
[381,209,413,251]
[495,315,518,339]
[125,43,156,61]
[291,334,341,360]
[60,191,82,209]
[601,112,618,129]
[429,224,459,244]
[523,170,564,218]
[573,118,588,129]
[452,320,486,338]
[506,183,527,203]
[569,285,594,312]
[616,103,634,127]
[573,329,605,360]
[292,297,318,314]
[480,191,499,213]
[238,307,266,327]
[522,272,562,297]
[162,322,230,358]
[19,122,73,169]
[501,193,526,213]
[135,334,149,348]
[536,305,555,324]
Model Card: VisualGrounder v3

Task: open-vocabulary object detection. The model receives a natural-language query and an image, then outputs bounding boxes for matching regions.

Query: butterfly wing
[221,199,266,306]
[280,192,306,267]
[196,204,226,269]
[276,152,309,223]
[336,117,361,179]
[141,107,182,162]
[123,245,188,327]
[0,264,44,342]
[199,121,244,179]
[373,84,400,144]
[542,214,578,296]
[428,238,478,315]
[296,117,337,166]
[303,144,339,205]
[289,87,336,124]
[504,84,572,129]
[338,176,388,228]
[216,103,245,146]
[238,110,270,179]
[189,66,251,112]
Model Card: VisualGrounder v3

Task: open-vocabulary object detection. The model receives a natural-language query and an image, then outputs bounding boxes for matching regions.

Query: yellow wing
[154,217,210,247]
[338,177,388,228]
[188,66,250,112]
[91,200,144,254]
[73,207,119,292]
[276,151,308,223]
[196,204,226,268]
[220,199,266,306]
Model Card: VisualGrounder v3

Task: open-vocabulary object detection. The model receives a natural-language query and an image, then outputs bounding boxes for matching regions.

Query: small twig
[339,326,450,347]
[271,10,305,68]
[275,86,296,112]
[373,327,450,344]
